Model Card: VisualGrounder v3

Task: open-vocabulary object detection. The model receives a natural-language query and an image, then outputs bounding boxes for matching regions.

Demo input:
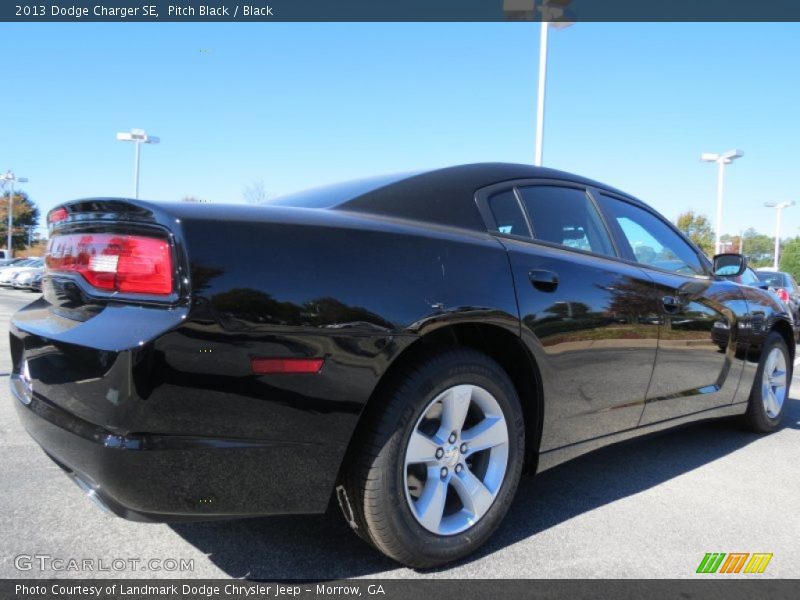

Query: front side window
[597,194,705,276]
[517,186,616,257]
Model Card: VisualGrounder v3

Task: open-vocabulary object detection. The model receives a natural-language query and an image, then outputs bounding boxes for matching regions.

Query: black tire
[744,331,791,433]
[338,347,526,568]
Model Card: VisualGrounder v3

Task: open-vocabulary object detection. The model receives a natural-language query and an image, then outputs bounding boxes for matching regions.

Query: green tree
[719,233,742,253]
[779,237,800,280]
[742,227,775,268]
[0,191,40,253]
[676,211,714,256]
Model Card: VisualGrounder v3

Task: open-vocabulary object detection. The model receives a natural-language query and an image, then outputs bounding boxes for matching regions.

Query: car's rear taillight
[48,207,69,224]
[46,233,173,296]
[776,288,790,303]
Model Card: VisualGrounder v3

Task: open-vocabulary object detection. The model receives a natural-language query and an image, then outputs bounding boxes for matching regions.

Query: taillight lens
[776,288,790,303]
[46,233,173,296]
[48,207,69,224]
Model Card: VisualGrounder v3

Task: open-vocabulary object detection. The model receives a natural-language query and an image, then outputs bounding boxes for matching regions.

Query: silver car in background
[0,258,44,286]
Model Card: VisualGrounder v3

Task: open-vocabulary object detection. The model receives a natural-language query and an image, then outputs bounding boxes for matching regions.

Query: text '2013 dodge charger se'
[10,163,795,567]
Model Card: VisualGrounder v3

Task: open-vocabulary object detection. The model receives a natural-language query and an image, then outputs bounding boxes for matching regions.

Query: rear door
[479,182,660,451]
[594,192,747,424]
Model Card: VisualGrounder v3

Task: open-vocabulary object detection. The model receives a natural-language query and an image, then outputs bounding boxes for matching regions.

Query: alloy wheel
[761,346,788,419]
[403,384,510,535]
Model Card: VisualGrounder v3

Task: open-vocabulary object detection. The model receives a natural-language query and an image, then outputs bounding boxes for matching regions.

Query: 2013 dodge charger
[10,163,794,567]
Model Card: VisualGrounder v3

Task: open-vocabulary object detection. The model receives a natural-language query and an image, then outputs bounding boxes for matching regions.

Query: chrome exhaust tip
[67,472,114,515]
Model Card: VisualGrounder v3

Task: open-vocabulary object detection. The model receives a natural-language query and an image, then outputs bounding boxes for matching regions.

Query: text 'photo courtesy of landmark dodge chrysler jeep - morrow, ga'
[10,163,795,567]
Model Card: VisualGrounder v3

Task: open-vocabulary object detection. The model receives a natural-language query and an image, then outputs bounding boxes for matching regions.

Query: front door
[593,191,747,424]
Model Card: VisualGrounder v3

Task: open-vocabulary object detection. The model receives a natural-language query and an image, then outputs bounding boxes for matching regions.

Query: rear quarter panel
[133,207,521,512]
[13,203,521,516]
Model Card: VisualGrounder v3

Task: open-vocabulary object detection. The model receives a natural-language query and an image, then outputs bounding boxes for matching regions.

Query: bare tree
[243,180,269,204]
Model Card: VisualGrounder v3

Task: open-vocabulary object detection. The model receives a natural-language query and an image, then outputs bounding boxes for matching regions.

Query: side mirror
[756,281,769,290]
[713,253,747,277]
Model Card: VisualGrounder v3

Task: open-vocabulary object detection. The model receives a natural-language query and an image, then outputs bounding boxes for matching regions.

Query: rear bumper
[12,376,329,521]
[9,291,399,522]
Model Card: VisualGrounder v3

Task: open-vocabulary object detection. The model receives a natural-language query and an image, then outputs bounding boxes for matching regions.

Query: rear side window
[597,194,705,276]
[487,190,530,237]
[517,186,616,256]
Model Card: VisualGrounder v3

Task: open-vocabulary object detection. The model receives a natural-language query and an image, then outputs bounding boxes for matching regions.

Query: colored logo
[696,553,773,574]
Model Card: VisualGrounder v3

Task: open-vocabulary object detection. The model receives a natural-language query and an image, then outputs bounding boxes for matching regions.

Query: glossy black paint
[9,163,795,521]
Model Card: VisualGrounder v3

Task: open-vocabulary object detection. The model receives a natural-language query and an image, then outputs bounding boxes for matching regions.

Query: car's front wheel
[338,347,525,568]
[745,331,791,433]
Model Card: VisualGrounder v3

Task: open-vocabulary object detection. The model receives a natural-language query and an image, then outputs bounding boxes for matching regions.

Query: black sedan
[10,163,794,567]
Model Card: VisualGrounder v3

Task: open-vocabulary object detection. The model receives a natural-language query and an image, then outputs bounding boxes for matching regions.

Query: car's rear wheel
[744,331,791,432]
[338,347,525,568]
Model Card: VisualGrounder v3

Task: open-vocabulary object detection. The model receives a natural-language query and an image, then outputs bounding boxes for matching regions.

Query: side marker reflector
[251,357,324,374]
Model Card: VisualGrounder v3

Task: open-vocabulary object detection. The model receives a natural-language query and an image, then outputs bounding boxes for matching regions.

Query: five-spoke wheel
[761,345,788,419]
[338,348,525,568]
[746,331,791,432]
[404,384,509,535]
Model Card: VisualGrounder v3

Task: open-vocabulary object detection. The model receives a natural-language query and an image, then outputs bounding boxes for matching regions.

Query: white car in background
[12,267,43,291]
[0,258,44,286]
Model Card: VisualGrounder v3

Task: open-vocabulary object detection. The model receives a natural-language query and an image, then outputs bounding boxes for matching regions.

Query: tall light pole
[534,15,572,167]
[700,149,743,255]
[764,200,795,270]
[116,128,160,199]
[1,170,29,259]
[504,1,572,166]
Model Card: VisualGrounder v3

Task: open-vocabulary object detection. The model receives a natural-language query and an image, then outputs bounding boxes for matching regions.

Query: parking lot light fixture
[1,171,29,259]
[116,128,160,199]
[701,149,744,255]
[764,200,795,269]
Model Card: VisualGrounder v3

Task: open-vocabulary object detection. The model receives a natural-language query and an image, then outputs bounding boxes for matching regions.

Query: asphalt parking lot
[0,285,798,579]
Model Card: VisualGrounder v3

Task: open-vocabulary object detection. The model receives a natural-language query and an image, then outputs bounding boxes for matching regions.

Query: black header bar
[4,0,800,23]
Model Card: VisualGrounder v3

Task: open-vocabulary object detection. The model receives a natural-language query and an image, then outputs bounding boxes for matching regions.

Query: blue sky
[1,22,798,239]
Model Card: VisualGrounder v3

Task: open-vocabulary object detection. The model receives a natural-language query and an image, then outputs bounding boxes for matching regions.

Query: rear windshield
[266,172,418,209]
[756,272,787,287]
